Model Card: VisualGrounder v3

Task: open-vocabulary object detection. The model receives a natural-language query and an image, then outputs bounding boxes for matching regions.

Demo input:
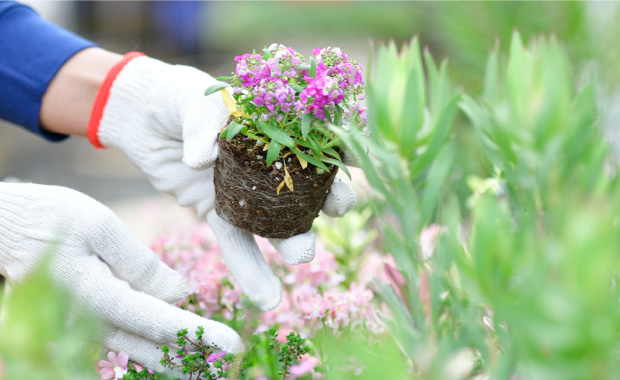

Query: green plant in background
[330,36,475,379]
[329,31,620,379]
[461,32,610,215]
[459,32,620,379]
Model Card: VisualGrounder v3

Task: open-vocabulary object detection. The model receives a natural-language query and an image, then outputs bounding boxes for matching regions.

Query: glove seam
[87,51,146,149]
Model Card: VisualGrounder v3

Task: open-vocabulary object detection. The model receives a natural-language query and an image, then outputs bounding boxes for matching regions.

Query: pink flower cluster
[96,352,151,380]
[153,224,386,340]
[298,47,365,123]
[230,44,367,130]
[252,78,296,122]
[234,53,268,87]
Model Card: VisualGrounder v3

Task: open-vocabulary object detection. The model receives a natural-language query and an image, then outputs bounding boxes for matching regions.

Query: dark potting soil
[214,133,339,239]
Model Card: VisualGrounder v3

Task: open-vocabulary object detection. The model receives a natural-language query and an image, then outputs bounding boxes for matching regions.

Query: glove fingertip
[270,232,317,265]
[182,145,219,170]
[322,178,357,217]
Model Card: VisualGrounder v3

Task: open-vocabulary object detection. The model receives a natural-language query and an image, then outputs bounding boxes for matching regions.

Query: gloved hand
[90,54,357,311]
[0,182,243,373]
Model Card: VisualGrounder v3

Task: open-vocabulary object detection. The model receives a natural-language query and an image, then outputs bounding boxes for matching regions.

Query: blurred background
[1,1,619,241]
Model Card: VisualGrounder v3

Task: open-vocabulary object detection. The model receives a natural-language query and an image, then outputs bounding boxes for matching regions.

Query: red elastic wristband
[87,51,146,149]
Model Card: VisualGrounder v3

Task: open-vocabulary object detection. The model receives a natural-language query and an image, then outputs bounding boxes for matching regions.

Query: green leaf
[204,83,230,97]
[258,120,295,149]
[319,156,351,179]
[219,128,228,139]
[216,76,231,81]
[322,147,341,160]
[289,83,305,93]
[334,105,343,126]
[263,48,273,58]
[225,121,245,142]
[410,94,459,178]
[293,148,330,172]
[295,138,313,149]
[420,144,455,223]
[301,113,312,139]
[400,38,425,155]
[310,57,317,78]
[266,140,283,166]
[325,111,333,124]
[308,135,322,153]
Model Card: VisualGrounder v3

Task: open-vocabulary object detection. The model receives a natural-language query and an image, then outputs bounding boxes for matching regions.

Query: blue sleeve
[0,1,97,142]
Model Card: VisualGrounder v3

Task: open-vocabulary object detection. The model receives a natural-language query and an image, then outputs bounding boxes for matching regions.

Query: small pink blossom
[0,356,5,379]
[207,351,227,363]
[298,294,329,319]
[289,354,322,378]
[344,282,373,312]
[96,351,128,380]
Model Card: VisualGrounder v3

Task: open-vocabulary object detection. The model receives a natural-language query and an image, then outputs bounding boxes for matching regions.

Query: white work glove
[93,55,357,311]
[0,183,243,374]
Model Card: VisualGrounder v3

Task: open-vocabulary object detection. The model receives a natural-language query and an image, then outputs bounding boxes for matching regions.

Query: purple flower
[207,351,227,363]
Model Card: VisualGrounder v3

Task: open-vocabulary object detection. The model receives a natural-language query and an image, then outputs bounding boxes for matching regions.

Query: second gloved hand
[91,55,357,311]
[0,183,243,373]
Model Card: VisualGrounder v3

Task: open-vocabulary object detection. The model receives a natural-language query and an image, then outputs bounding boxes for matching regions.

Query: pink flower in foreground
[0,356,5,380]
[96,351,128,380]
[207,351,227,363]
[132,363,152,374]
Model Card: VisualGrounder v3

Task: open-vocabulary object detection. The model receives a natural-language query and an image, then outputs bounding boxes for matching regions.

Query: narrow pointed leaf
[293,148,330,172]
[319,156,351,179]
[266,141,282,166]
[334,105,343,126]
[302,113,312,139]
[258,120,295,149]
[204,83,229,97]
[225,121,245,142]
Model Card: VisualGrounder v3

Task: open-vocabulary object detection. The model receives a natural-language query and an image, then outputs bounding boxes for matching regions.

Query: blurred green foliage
[0,259,98,380]
[331,29,620,379]
[207,2,601,91]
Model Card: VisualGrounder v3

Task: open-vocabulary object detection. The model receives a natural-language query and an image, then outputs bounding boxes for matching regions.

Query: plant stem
[183,335,203,350]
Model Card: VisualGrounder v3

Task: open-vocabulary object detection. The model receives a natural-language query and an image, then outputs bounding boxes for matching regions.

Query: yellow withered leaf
[263,142,270,152]
[230,110,252,119]
[283,162,294,192]
[277,179,286,195]
[296,154,308,169]
[220,89,237,113]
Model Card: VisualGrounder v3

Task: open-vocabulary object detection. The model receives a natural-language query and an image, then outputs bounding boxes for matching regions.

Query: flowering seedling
[207,44,367,182]
[158,327,235,380]
[210,45,364,238]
